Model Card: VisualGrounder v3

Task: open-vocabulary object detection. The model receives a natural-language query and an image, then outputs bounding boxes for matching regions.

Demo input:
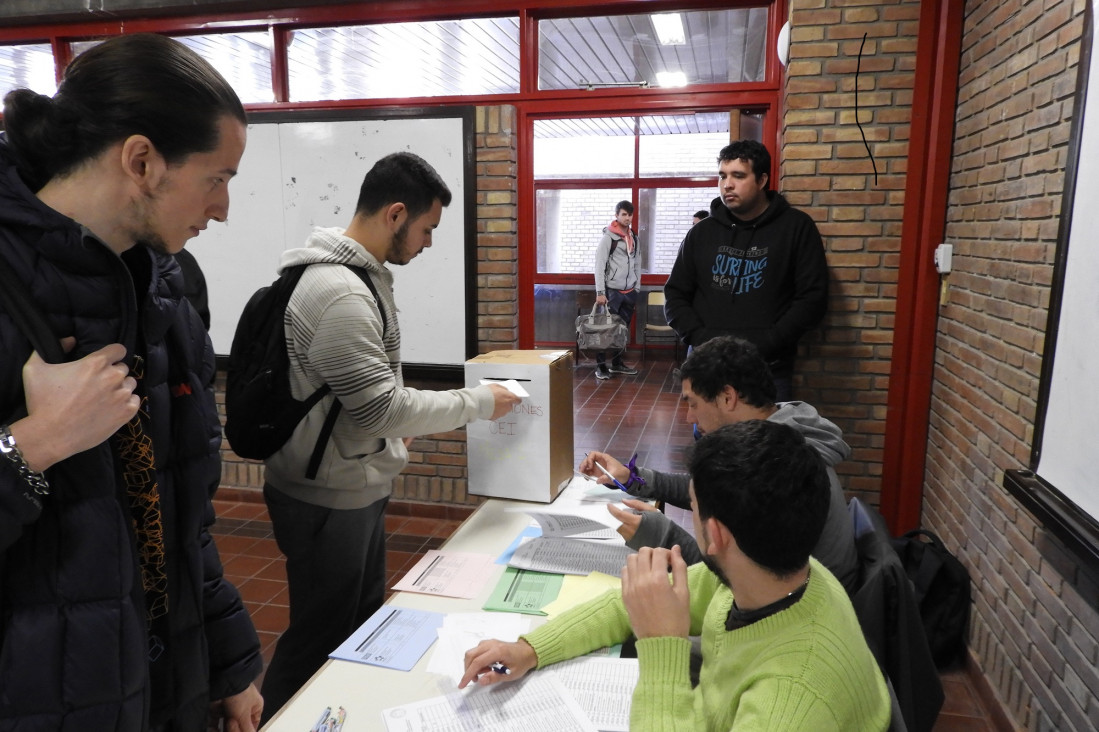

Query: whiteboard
[1035,1,1099,519]
[185,109,476,367]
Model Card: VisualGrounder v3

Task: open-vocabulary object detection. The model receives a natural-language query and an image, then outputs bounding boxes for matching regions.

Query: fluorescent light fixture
[652,13,685,45]
[656,70,688,87]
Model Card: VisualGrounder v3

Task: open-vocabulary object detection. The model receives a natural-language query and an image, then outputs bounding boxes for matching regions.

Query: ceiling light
[656,70,688,87]
[652,13,685,45]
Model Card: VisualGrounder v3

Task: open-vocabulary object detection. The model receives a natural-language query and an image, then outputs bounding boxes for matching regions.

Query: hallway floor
[211,352,1002,731]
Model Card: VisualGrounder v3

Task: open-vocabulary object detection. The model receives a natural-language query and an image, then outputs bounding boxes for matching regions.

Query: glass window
[537,188,630,275]
[288,18,519,101]
[534,111,750,277]
[638,187,716,274]
[0,43,57,96]
[538,7,768,91]
[534,118,635,179]
[533,283,596,343]
[72,33,275,104]
[173,33,274,104]
[637,113,731,177]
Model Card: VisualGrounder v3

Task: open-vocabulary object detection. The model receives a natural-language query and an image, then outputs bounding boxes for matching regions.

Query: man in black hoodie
[664,140,828,401]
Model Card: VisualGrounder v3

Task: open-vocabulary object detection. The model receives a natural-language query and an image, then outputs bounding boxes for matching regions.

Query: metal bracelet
[0,424,51,496]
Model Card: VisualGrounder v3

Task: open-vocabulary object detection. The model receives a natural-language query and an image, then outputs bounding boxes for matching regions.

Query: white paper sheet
[381,673,597,731]
[479,378,530,398]
[426,612,532,684]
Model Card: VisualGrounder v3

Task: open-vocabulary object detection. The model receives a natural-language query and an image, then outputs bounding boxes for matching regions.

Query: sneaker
[595,365,611,380]
[608,362,638,375]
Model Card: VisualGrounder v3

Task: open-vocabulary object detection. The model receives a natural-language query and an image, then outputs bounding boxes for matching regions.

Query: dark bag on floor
[225,264,385,473]
[576,303,628,353]
[891,529,971,668]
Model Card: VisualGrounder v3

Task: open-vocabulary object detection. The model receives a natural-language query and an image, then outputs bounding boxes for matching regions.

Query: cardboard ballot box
[465,350,574,502]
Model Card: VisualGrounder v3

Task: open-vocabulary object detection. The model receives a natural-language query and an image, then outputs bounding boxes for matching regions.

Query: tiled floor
[211,352,1001,731]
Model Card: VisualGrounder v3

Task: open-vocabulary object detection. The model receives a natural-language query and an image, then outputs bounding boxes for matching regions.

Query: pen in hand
[592,459,628,492]
[490,661,511,675]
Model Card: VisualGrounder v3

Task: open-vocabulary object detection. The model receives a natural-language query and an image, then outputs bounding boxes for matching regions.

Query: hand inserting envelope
[481,379,530,398]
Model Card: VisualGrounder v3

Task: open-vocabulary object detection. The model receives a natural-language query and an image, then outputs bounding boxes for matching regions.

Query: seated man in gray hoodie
[579,336,859,592]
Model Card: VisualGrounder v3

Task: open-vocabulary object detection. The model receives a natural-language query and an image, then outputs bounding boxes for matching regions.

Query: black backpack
[224,263,385,478]
[891,529,972,669]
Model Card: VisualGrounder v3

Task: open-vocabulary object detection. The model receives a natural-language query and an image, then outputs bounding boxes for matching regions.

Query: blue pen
[593,459,628,492]
[310,706,331,732]
[491,661,512,675]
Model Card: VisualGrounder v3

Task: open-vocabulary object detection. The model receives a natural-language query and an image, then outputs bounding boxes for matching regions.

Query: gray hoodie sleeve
[626,467,691,510]
[593,231,613,296]
[626,512,704,565]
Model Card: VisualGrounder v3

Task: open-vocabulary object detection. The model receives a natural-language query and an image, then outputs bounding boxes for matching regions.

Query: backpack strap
[0,253,65,365]
[348,266,387,335]
[302,265,387,481]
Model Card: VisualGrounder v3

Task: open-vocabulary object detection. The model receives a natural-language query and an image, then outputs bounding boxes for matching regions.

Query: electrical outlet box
[934,243,953,274]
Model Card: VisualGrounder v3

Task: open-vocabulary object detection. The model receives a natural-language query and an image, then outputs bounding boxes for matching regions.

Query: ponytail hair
[3,33,245,191]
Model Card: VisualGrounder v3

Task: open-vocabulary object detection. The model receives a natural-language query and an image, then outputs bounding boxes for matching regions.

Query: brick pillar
[782,0,920,505]
[475,105,520,350]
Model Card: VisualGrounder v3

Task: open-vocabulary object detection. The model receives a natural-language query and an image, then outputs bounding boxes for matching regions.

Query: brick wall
[926,0,1099,729]
[782,0,919,506]
[218,105,519,505]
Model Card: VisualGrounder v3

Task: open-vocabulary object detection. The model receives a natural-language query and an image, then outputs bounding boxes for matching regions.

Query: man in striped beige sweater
[259,152,519,722]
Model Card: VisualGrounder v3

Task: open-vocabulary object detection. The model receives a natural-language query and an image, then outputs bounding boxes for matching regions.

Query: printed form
[380,674,597,732]
[508,537,635,577]
[329,606,444,671]
[392,551,497,599]
[547,657,640,732]
[523,511,619,540]
[482,567,564,615]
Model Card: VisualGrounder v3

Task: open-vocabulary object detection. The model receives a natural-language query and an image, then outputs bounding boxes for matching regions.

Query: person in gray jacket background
[592,200,641,380]
[579,335,858,592]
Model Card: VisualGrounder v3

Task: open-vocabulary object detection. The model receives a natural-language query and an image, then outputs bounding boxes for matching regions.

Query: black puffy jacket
[0,138,262,730]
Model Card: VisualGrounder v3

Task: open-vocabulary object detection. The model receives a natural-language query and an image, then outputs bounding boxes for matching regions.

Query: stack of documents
[381,657,640,732]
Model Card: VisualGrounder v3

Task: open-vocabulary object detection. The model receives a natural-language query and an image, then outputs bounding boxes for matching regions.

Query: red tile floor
[210,352,1004,731]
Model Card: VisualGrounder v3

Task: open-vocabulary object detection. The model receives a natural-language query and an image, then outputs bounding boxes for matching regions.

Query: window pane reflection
[539,7,768,91]
[537,188,630,274]
[0,43,56,96]
[71,33,274,104]
[534,119,634,179]
[638,188,715,275]
[288,18,519,101]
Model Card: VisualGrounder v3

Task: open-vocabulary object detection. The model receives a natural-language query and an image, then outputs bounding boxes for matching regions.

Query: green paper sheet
[483,567,564,615]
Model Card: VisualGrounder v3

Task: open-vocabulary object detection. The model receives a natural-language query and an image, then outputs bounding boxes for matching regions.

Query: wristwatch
[0,424,51,496]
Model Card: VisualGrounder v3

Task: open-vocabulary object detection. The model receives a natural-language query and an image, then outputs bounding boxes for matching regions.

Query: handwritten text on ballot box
[465,350,574,503]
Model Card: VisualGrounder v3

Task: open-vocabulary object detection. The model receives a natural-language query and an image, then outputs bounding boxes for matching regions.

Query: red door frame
[879,0,965,534]
[515,94,780,349]
[515,0,788,348]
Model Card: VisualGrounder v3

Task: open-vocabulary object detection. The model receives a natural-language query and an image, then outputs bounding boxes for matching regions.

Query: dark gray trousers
[259,485,389,724]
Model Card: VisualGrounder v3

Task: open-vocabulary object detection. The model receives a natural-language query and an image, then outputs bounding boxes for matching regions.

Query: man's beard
[130,183,171,254]
[701,554,731,588]
[387,220,412,264]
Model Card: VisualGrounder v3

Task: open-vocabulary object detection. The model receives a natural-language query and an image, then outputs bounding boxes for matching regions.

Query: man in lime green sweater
[461,421,891,731]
